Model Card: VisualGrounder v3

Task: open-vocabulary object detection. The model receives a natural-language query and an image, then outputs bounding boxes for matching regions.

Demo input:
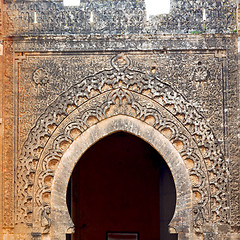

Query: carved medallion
[33,68,49,85]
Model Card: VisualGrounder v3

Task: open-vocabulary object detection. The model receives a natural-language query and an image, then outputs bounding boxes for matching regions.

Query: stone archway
[15,54,229,239]
[51,115,192,240]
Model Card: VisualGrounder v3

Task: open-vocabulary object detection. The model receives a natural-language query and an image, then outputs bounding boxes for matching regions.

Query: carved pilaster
[2,38,14,228]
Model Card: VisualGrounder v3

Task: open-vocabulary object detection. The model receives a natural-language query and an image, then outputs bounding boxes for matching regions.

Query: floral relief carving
[16,54,229,234]
[111,53,131,71]
[192,63,210,82]
[33,68,49,85]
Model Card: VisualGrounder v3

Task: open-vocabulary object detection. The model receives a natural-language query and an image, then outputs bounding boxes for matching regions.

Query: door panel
[69,132,177,240]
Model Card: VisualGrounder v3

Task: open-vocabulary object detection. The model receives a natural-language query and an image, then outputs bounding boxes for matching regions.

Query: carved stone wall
[16,53,226,225]
[5,0,237,36]
[0,0,239,239]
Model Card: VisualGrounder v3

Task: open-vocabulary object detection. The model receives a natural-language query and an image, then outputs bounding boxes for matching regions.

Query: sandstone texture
[0,0,239,239]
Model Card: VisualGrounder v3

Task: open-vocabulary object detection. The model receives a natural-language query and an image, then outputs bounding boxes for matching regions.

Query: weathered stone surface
[5,0,237,36]
[0,0,239,239]
[0,2,3,239]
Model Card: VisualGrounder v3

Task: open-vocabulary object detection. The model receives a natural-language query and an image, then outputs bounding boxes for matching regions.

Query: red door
[68,132,177,240]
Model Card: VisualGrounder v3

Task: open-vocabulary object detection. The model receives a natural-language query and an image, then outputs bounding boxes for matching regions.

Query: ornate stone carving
[6,1,236,36]
[3,40,14,228]
[192,64,209,82]
[193,205,206,233]
[16,54,229,234]
[33,68,49,85]
[111,53,131,71]
[16,51,225,155]
[41,206,51,234]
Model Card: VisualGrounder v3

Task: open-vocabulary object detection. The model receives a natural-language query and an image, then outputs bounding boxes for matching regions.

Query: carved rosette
[192,64,209,82]
[16,54,229,234]
[33,68,49,85]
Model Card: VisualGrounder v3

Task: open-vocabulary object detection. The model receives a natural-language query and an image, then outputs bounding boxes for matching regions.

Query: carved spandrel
[18,54,112,150]
[17,52,224,153]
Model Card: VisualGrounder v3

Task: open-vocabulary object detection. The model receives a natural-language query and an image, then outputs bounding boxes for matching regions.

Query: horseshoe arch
[51,115,193,239]
[16,54,228,239]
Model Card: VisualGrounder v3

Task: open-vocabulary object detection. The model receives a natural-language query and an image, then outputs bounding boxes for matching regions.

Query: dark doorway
[67,132,177,240]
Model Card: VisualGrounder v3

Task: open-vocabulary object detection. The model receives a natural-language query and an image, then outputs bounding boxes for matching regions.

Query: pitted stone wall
[0,0,239,239]
[4,0,237,35]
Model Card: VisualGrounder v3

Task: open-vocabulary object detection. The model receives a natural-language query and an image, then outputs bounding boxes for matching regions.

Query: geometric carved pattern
[16,54,229,232]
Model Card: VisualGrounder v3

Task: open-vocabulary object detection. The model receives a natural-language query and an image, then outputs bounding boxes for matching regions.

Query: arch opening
[51,116,192,240]
[67,131,177,240]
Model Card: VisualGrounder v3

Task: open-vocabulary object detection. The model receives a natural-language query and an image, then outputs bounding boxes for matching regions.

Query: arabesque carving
[16,54,229,234]
[41,206,51,233]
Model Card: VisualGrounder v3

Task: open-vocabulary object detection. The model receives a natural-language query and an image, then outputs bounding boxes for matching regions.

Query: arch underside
[16,55,229,238]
